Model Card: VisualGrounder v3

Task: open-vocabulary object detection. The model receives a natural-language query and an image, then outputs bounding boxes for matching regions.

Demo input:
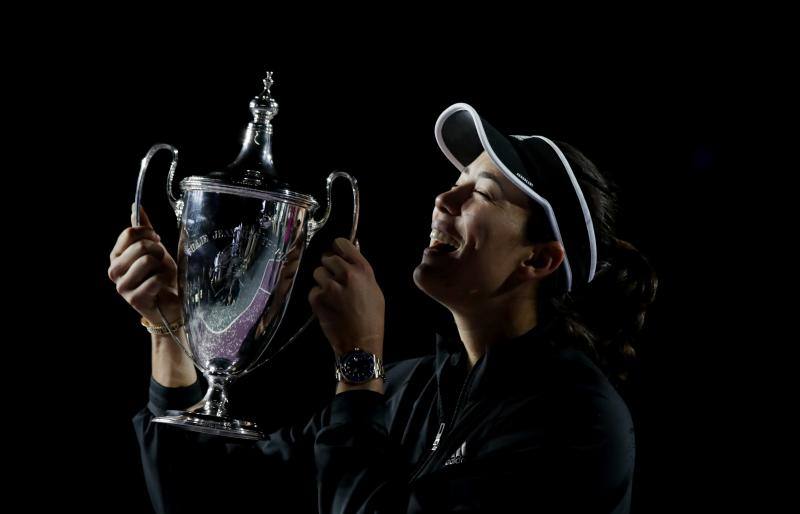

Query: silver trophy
[133,72,359,440]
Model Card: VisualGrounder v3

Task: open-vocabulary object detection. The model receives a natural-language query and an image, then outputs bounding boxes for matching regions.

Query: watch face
[340,350,375,383]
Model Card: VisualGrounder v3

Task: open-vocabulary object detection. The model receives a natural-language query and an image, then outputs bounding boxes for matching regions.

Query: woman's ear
[521,241,565,280]
[515,248,543,283]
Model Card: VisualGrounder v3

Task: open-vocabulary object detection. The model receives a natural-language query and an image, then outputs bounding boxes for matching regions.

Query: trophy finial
[250,70,278,124]
[262,71,274,94]
[217,70,287,190]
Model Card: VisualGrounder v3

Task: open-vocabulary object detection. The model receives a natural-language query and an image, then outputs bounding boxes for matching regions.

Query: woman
[109,103,658,513]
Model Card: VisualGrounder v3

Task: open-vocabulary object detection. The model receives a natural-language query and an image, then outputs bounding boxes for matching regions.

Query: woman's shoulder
[492,345,635,445]
[547,347,636,446]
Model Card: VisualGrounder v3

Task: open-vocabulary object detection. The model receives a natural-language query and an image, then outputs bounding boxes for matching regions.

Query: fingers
[308,267,340,310]
[313,238,373,290]
[126,273,166,312]
[114,252,166,295]
[320,253,351,283]
[332,237,368,269]
[312,264,338,289]
[110,225,160,260]
[109,238,168,282]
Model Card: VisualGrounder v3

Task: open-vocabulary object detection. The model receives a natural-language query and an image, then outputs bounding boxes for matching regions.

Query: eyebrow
[461,168,508,197]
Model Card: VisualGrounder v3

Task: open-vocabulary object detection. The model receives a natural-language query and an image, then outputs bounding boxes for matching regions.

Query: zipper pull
[431,422,446,451]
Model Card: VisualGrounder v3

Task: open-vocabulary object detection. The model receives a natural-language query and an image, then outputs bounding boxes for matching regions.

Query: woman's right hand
[108,204,182,325]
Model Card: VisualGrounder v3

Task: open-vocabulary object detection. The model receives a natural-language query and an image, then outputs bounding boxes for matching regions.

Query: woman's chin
[413,264,455,305]
[412,263,428,290]
[413,263,437,293]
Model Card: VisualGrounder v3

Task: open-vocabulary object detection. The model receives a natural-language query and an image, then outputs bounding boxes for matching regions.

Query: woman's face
[413,151,547,310]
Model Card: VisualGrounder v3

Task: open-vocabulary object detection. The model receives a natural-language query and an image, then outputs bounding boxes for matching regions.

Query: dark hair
[525,141,659,390]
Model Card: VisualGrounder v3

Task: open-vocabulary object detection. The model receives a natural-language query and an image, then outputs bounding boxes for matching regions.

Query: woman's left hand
[309,237,385,358]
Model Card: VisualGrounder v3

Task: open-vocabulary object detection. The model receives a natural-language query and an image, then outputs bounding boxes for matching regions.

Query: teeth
[428,228,462,251]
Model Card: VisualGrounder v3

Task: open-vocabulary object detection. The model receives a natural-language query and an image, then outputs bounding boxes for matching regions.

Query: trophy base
[153,410,264,440]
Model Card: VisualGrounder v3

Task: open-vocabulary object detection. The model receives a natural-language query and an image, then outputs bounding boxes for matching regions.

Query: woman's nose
[435,186,465,216]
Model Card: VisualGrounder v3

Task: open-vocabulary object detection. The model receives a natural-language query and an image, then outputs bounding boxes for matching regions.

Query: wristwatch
[335,348,386,385]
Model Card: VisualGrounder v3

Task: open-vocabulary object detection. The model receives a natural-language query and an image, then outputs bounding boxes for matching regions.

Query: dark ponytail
[527,142,660,390]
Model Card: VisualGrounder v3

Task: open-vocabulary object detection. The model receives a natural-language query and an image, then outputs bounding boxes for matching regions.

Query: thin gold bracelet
[141,316,185,335]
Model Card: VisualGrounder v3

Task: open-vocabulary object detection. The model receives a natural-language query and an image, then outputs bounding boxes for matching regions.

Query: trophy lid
[183,72,316,210]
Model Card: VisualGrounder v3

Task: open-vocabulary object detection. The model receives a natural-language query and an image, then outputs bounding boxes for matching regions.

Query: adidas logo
[444,440,467,466]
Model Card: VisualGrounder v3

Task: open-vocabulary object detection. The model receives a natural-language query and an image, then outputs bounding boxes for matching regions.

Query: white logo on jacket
[444,440,467,466]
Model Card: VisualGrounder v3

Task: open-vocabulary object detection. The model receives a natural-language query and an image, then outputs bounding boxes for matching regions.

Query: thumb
[131,202,154,229]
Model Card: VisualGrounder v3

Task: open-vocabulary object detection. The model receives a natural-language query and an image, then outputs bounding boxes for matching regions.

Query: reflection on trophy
[133,72,359,440]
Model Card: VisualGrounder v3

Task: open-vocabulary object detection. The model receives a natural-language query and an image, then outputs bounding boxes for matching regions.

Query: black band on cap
[510,137,594,292]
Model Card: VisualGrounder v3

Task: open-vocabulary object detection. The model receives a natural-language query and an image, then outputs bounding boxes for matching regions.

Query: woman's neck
[451,300,539,368]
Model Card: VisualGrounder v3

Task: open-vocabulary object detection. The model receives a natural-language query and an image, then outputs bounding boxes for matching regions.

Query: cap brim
[434,103,528,181]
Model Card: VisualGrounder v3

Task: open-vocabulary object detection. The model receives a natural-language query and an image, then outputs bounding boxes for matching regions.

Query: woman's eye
[449,184,491,201]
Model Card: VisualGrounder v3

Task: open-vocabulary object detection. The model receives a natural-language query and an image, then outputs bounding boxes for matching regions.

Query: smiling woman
[415,151,556,358]
[124,102,659,514]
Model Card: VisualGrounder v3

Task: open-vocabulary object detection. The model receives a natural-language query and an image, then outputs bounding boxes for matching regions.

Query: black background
[34,32,763,512]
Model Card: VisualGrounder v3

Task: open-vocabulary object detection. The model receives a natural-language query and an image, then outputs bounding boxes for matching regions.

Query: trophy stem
[152,374,263,440]
[195,374,231,418]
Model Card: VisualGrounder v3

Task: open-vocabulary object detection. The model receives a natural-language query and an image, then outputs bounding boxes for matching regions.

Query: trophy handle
[306,171,360,246]
[133,144,199,368]
[239,170,360,377]
[134,144,184,226]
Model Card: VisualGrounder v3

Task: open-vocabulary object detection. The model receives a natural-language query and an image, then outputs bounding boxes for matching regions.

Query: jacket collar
[432,316,562,418]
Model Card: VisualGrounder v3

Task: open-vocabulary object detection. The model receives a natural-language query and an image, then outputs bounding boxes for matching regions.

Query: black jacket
[133,318,636,513]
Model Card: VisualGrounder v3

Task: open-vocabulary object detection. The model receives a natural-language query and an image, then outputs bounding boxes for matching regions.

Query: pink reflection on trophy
[189,242,302,366]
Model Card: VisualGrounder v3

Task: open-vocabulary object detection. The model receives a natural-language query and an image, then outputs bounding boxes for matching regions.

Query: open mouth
[428,228,462,254]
